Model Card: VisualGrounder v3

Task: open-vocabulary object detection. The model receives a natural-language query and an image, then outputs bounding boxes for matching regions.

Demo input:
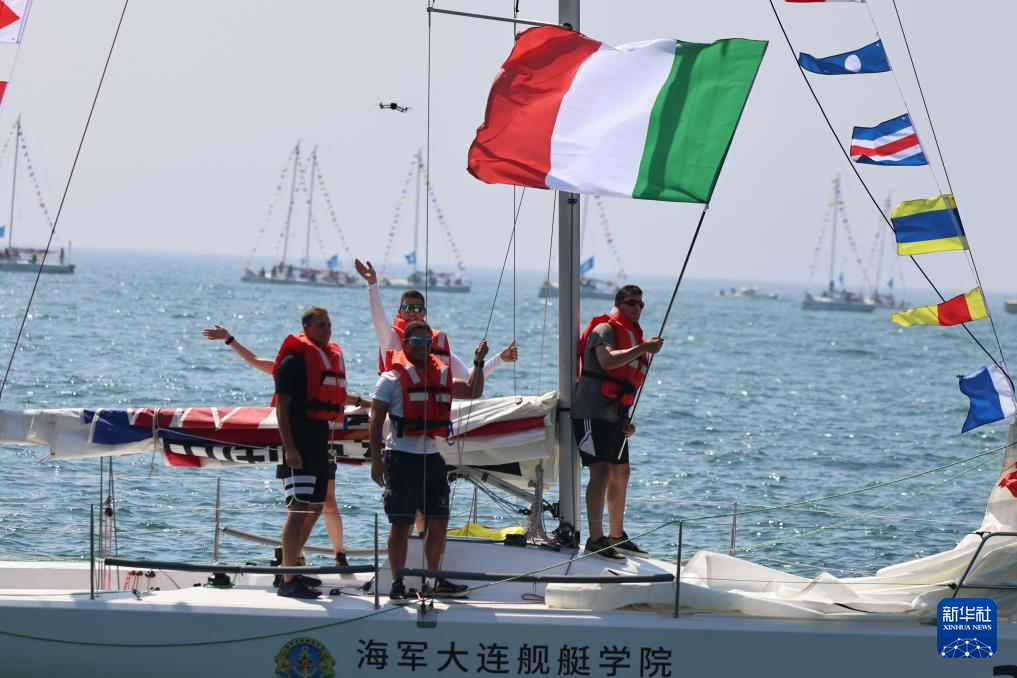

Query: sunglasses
[407,336,433,346]
[620,299,645,309]
[400,304,426,313]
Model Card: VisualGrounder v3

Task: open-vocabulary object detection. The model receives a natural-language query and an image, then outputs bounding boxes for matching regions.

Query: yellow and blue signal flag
[891,194,967,256]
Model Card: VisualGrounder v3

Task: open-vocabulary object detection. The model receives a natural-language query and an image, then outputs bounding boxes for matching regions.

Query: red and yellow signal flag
[890,288,987,327]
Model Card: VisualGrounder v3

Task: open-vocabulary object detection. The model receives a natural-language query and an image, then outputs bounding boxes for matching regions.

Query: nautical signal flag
[467,26,767,204]
[405,251,416,266]
[958,364,1016,432]
[580,256,595,275]
[890,288,987,327]
[891,194,967,256]
[850,114,927,166]
[0,1,28,43]
[326,254,339,270]
[799,41,890,75]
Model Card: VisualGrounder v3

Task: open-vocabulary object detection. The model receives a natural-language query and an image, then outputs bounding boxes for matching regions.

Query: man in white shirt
[369,320,489,602]
[355,259,517,378]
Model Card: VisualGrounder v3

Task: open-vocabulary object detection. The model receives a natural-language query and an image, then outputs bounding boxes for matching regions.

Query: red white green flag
[467,26,767,204]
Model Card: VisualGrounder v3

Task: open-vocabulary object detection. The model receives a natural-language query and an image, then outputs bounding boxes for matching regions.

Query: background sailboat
[378,149,470,294]
[0,117,74,274]
[242,141,359,287]
[538,195,624,301]
[802,175,875,312]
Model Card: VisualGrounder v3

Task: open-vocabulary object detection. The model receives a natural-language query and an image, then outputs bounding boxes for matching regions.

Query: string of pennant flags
[245,145,297,267]
[592,195,626,283]
[379,153,416,278]
[381,150,467,276]
[783,0,1012,433]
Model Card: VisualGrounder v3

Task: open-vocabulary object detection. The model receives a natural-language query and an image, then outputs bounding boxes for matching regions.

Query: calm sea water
[1,249,1014,578]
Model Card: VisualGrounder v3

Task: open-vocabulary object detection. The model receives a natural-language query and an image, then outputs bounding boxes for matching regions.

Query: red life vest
[577,308,649,408]
[272,333,347,423]
[378,315,452,374]
[387,352,453,438]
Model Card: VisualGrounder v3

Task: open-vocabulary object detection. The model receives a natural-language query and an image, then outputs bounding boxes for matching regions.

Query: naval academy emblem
[274,636,336,678]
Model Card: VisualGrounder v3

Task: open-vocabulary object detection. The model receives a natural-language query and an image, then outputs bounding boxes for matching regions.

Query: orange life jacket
[272,333,347,423]
[577,308,649,408]
[387,352,453,438]
[378,315,452,374]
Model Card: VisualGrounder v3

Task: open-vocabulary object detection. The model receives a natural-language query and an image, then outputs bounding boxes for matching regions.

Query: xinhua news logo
[938,598,996,658]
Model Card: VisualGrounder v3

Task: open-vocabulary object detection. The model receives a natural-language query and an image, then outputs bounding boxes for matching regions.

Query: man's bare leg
[585,461,610,542]
[323,479,344,555]
[388,523,414,581]
[281,501,309,583]
[606,463,630,539]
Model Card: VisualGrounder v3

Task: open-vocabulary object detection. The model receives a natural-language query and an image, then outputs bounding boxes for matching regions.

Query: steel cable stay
[766,0,1011,391]
[0,0,131,401]
[446,186,526,521]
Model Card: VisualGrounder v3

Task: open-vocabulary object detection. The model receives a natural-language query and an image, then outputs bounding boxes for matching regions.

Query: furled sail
[0,393,558,488]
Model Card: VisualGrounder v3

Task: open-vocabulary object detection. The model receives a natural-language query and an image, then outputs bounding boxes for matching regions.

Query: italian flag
[890,288,988,327]
[467,26,767,204]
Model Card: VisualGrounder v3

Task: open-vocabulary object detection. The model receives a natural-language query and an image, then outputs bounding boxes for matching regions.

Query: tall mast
[873,193,890,298]
[413,148,422,277]
[304,146,317,268]
[281,141,301,266]
[828,176,838,293]
[8,116,19,251]
[557,0,581,537]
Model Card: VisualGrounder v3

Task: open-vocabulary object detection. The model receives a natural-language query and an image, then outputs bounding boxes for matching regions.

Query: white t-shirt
[372,370,439,455]
[368,282,504,380]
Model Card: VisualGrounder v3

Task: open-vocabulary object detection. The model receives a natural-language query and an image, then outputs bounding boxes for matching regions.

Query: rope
[536,194,556,393]
[0,0,130,401]
[766,0,1008,385]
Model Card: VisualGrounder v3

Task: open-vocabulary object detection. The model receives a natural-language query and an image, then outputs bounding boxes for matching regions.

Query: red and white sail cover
[0,1,30,44]
[0,393,559,487]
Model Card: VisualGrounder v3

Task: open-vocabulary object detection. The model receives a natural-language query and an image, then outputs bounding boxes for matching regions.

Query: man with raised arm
[203,323,363,574]
[354,259,517,377]
[574,285,663,562]
[369,321,488,602]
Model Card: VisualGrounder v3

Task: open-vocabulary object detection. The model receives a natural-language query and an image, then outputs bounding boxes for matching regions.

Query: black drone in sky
[378,102,410,113]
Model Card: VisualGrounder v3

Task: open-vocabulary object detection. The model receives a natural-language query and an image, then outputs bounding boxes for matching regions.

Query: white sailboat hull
[2,549,1014,678]
[0,260,75,274]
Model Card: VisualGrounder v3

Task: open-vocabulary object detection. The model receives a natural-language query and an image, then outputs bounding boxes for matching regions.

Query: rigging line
[512,188,517,395]
[536,194,556,393]
[0,1,130,403]
[765,0,1006,380]
[865,2,1009,381]
[622,203,709,435]
[481,189,526,340]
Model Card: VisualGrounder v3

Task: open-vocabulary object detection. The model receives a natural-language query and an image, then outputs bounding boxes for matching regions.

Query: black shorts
[277,462,336,481]
[383,450,450,525]
[280,454,330,506]
[573,417,629,466]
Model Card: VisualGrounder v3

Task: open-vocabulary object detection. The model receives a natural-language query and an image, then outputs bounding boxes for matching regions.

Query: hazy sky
[2,0,1014,296]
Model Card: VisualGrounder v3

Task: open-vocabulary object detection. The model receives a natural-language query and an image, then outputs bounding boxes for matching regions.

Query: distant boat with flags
[242,142,359,287]
[378,149,470,294]
[539,195,623,300]
[0,117,74,274]
[802,176,875,313]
